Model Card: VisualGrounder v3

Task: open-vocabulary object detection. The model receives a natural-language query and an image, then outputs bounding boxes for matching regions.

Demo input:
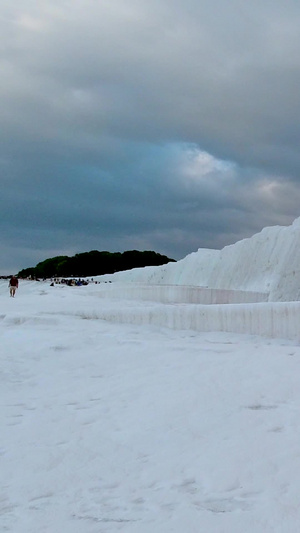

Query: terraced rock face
[96,216,300,301]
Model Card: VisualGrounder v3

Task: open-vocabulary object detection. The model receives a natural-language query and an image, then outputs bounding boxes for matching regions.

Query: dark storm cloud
[1,0,300,272]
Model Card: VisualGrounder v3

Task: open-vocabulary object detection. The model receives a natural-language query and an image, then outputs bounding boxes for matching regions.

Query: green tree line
[18,250,175,279]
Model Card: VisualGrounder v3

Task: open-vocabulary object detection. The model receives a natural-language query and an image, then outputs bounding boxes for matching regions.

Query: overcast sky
[1,0,300,273]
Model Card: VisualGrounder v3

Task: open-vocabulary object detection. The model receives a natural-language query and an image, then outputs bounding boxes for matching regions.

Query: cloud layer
[1,0,300,272]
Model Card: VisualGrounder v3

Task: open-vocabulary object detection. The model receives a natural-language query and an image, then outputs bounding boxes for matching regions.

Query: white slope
[96,217,300,301]
[1,281,300,532]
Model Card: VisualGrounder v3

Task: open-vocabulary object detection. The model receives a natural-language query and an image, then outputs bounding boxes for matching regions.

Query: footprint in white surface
[50,345,70,351]
[132,497,145,505]
[29,492,54,502]
[5,403,37,427]
[193,488,261,513]
[6,413,23,426]
[174,478,199,495]
[0,496,19,516]
[193,496,250,513]
[28,493,54,511]
[246,404,278,410]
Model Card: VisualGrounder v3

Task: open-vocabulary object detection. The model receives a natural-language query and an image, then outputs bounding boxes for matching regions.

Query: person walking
[9,276,19,297]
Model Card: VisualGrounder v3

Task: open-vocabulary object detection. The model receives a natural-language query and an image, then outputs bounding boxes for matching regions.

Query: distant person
[9,275,18,297]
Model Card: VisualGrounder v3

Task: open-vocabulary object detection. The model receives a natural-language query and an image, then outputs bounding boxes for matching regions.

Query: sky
[1,0,300,273]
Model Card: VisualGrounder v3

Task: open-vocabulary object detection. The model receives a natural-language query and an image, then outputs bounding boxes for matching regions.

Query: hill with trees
[18,250,175,279]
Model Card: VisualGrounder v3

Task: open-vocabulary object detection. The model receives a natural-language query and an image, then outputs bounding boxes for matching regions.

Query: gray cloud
[1,0,300,273]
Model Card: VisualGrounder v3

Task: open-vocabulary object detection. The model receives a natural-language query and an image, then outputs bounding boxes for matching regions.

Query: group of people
[50,278,89,287]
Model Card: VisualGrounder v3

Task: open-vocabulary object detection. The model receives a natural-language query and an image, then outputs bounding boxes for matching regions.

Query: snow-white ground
[2,280,300,532]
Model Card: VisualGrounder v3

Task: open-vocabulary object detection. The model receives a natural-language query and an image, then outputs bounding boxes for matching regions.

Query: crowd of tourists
[50,278,90,287]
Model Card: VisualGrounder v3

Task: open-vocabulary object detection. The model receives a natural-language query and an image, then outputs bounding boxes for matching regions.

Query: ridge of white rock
[97,217,300,301]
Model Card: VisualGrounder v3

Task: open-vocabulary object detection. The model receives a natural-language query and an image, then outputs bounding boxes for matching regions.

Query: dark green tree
[18,250,176,279]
